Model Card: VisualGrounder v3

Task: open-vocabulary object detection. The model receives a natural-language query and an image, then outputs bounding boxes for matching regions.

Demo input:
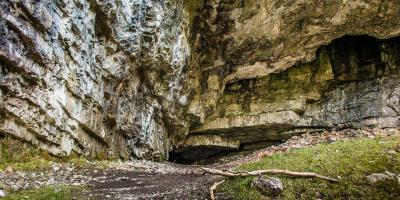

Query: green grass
[0,137,54,171]
[220,136,400,200]
[0,137,113,171]
[0,156,113,172]
[2,185,85,200]
[0,158,53,172]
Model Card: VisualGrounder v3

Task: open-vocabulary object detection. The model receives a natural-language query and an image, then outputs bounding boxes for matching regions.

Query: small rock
[251,176,284,197]
[367,173,395,184]
[11,184,21,192]
[0,190,6,197]
[5,166,13,173]
[52,165,60,172]
[47,178,56,185]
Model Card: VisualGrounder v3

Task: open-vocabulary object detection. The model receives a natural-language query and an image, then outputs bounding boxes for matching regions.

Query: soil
[85,169,215,200]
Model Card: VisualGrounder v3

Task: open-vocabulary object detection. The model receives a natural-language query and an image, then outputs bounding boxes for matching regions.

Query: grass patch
[2,185,86,200]
[220,136,400,200]
[0,137,114,171]
[0,137,54,171]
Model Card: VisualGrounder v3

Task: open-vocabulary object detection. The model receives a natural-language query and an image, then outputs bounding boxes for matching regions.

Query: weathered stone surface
[1,0,400,161]
[0,0,192,160]
[188,1,400,124]
[189,35,400,151]
[251,176,284,197]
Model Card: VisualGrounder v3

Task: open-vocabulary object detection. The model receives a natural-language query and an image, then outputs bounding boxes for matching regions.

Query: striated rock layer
[0,0,192,160]
[189,35,400,151]
[1,0,400,161]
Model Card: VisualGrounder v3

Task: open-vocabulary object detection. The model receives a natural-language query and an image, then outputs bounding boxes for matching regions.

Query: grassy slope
[1,186,85,200]
[220,136,400,200]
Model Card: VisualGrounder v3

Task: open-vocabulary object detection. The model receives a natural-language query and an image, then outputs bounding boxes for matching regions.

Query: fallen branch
[201,167,339,182]
[210,180,225,200]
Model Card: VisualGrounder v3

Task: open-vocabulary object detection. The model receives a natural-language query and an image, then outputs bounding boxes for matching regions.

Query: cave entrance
[168,146,236,165]
[168,137,283,165]
[328,35,387,82]
[169,34,400,165]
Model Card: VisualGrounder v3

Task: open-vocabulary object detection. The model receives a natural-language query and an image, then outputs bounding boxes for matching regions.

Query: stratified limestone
[190,36,400,150]
[188,0,400,125]
[1,0,400,161]
[0,0,191,160]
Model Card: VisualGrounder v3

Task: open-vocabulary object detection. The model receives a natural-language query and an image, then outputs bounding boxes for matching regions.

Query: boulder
[251,176,284,197]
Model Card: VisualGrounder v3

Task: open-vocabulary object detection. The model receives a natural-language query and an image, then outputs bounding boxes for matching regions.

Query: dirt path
[85,169,214,200]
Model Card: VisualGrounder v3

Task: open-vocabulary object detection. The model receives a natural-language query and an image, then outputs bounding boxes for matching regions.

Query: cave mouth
[168,144,244,165]
[170,34,400,164]
[168,137,284,165]
[328,35,387,82]
[168,146,233,165]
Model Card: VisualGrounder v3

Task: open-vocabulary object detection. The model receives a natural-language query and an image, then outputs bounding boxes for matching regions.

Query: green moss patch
[2,185,85,200]
[220,136,400,199]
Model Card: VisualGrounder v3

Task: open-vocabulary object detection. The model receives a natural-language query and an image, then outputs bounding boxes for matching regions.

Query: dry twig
[210,180,225,200]
[202,167,339,182]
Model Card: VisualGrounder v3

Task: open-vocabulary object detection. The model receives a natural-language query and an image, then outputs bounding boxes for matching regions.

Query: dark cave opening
[168,145,241,165]
[168,140,284,165]
[327,35,400,83]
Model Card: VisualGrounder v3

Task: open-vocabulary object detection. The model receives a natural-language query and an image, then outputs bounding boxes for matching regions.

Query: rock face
[184,0,400,158]
[1,0,400,161]
[189,35,400,150]
[0,0,192,160]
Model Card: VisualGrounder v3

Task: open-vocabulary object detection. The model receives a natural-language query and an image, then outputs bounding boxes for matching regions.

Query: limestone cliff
[0,0,191,160]
[1,0,400,161]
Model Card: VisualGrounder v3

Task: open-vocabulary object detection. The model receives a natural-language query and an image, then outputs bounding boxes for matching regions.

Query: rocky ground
[0,160,215,199]
[0,128,399,199]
